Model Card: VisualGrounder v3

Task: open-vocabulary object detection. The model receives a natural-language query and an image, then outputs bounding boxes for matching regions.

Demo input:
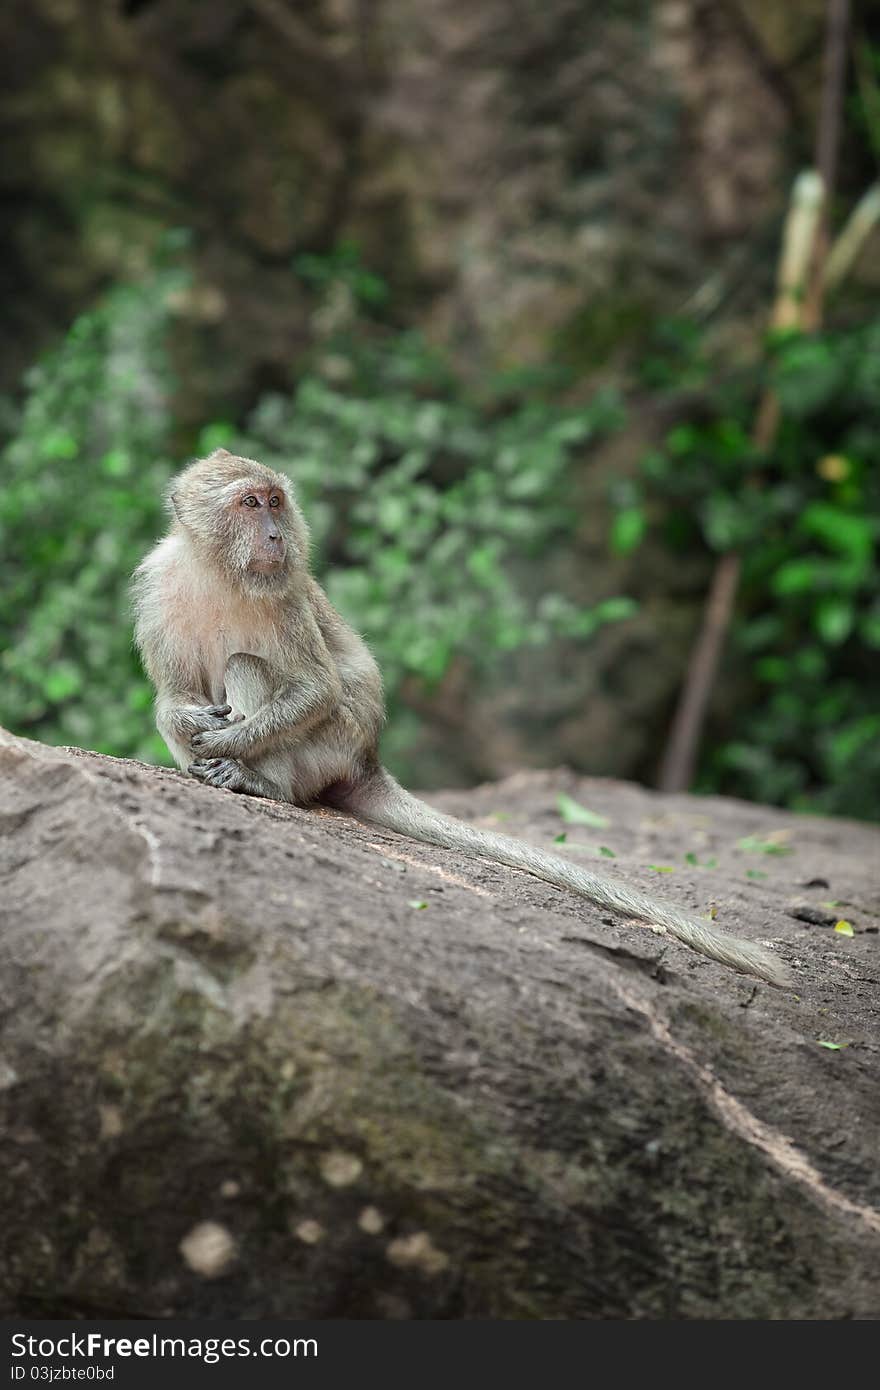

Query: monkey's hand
[181,703,233,730]
[180,705,242,743]
[188,725,245,759]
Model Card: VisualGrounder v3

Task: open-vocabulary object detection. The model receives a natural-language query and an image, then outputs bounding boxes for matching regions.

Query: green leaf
[40,430,79,461]
[815,598,854,646]
[800,503,873,566]
[44,665,83,701]
[685,851,718,870]
[101,449,131,477]
[553,832,567,843]
[860,608,880,649]
[599,846,616,858]
[772,559,822,595]
[407,900,428,910]
[594,596,639,624]
[816,1040,848,1050]
[556,793,609,828]
[833,920,854,937]
[649,864,674,874]
[737,836,793,856]
[746,869,767,880]
[198,420,236,452]
[666,424,699,455]
[610,507,646,555]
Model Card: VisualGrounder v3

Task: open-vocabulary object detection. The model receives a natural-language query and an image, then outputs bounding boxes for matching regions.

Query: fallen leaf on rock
[556,793,609,829]
[737,836,793,857]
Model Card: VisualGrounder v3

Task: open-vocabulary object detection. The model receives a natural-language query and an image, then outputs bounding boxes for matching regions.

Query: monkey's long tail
[339,768,791,987]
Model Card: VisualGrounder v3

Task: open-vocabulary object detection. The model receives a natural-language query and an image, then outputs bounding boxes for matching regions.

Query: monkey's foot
[188,757,252,792]
[188,758,282,800]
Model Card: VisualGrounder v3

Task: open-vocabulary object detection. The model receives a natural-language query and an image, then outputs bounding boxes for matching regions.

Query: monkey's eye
[242,495,259,508]
[269,495,282,508]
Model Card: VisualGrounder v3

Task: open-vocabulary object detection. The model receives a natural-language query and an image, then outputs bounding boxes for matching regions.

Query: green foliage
[205,324,629,769]
[625,317,880,821]
[0,254,631,774]
[293,238,390,309]
[5,240,877,821]
[239,366,625,685]
[853,38,880,165]
[0,271,183,762]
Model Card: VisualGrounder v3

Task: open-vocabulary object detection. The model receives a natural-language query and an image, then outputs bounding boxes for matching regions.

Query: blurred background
[0,0,878,819]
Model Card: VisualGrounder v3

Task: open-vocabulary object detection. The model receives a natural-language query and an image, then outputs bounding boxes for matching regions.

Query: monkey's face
[234,483,288,577]
[170,451,310,591]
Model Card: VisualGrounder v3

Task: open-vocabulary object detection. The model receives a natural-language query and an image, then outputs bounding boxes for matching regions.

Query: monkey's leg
[223,652,280,716]
[188,757,286,800]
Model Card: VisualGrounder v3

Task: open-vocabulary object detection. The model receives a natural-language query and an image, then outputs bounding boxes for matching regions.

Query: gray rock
[1,730,878,1318]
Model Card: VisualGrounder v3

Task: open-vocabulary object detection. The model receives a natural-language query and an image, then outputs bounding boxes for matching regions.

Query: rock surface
[1,0,827,396]
[1,728,878,1319]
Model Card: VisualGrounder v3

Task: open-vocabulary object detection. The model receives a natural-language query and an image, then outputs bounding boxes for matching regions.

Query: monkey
[131,449,791,988]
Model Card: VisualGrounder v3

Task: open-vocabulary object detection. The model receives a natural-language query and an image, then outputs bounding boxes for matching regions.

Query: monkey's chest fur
[173,581,281,707]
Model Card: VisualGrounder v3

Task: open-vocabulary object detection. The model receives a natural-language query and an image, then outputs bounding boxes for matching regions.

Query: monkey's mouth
[248,557,286,576]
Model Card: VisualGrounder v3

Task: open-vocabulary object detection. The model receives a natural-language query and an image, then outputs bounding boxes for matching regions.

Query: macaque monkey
[132,450,790,987]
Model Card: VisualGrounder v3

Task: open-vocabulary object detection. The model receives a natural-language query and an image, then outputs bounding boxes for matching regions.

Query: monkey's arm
[309,579,386,745]
[151,672,238,768]
[131,548,238,755]
[190,649,343,761]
